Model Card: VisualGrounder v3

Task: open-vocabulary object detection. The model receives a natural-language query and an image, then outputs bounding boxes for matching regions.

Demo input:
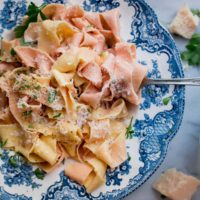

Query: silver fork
[143,77,200,86]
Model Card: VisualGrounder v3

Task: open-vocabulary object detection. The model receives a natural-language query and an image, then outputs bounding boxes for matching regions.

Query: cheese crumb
[169,5,199,39]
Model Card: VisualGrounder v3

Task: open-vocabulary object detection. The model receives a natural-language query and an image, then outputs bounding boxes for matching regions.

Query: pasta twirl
[0,2,147,193]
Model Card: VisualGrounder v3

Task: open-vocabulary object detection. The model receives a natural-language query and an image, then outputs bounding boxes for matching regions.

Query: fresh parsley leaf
[34,85,41,90]
[0,139,7,148]
[163,96,171,105]
[126,117,134,139]
[191,9,200,18]
[9,154,22,168]
[127,153,131,161]
[53,113,62,118]
[28,123,34,129]
[14,2,47,38]
[86,24,93,28]
[32,94,38,99]
[10,48,16,56]
[34,168,46,180]
[23,110,32,117]
[48,89,57,103]
[181,34,200,66]
[39,11,48,20]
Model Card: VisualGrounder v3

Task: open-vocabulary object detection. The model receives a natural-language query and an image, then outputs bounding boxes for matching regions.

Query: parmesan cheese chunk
[169,5,199,39]
[153,168,200,200]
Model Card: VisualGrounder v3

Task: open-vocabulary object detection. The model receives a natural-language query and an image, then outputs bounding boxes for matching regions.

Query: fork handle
[143,77,200,86]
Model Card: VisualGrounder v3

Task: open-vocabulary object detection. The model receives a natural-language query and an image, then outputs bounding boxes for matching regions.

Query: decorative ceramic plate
[0,0,185,199]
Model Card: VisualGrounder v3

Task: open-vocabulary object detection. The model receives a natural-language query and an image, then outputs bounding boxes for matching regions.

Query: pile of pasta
[0,4,147,192]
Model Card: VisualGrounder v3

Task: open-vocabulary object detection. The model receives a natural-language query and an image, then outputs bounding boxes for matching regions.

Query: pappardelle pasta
[0,2,147,192]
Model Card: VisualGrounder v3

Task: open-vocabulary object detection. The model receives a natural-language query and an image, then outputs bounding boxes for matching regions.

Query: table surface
[125,0,200,199]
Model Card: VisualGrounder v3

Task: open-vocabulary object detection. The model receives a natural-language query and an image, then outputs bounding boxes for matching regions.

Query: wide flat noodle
[95,131,127,168]
[0,124,43,163]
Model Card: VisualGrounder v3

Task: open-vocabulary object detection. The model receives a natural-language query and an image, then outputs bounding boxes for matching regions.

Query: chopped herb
[0,37,3,57]
[191,9,200,18]
[53,113,62,118]
[9,154,22,168]
[14,2,48,38]
[181,34,200,66]
[34,85,41,90]
[23,110,32,117]
[86,24,93,28]
[19,84,31,91]
[163,96,172,105]
[126,117,134,139]
[20,37,30,46]
[127,153,131,161]
[22,104,26,109]
[34,168,46,180]
[160,194,167,199]
[0,139,7,148]
[10,48,16,56]
[28,124,34,129]
[32,94,38,99]
[48,89,57,103]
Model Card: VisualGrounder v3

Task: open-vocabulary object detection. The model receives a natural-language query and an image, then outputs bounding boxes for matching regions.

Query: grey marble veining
[125,0,200,199]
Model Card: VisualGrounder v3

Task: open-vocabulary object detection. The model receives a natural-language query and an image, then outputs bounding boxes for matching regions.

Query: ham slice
[84,12,104,30]
[153,169,200,200]
[0,62,16,71]
[42,4,66,20]
[79,84,102,109]
[81,32,98,48]
[72,18,90,30]
[14,47,54,75]
[24,23,41,43]
[78,61,102,88]
[65,5,84,19]
[69,32,83,47]
[100,9,120,38]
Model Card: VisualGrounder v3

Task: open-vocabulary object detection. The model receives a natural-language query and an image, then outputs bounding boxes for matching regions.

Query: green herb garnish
[10,48,16,56]
[48,89,57,103]
[34,85,41,90]
[28,124,34,129]
[9,154,22,168]
[14,2,47,38]
[86,24,93,28]
[32,94,38,99]
[127,153,131,161]
[34,168,46,180]
[23,110,32,117]
[126,117,134,139]
[22,103,26,109]
[0,37,3,57]
[0,139,7,148]
[181,34,200,66]
[191,9,200,18]
[53,113,62,118]
[163,96,172,105]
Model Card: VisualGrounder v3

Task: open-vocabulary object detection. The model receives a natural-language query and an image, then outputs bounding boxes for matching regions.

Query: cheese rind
[153,168,200,200]
[169,5,199,39]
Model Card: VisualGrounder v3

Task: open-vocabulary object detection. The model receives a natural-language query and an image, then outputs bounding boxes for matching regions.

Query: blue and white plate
[0,0,185,199]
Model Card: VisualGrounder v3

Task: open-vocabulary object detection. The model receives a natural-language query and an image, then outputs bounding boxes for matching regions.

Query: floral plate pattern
[0,0,185,199]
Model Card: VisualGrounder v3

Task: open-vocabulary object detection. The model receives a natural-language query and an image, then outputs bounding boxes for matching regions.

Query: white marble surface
[126,0,200,199]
